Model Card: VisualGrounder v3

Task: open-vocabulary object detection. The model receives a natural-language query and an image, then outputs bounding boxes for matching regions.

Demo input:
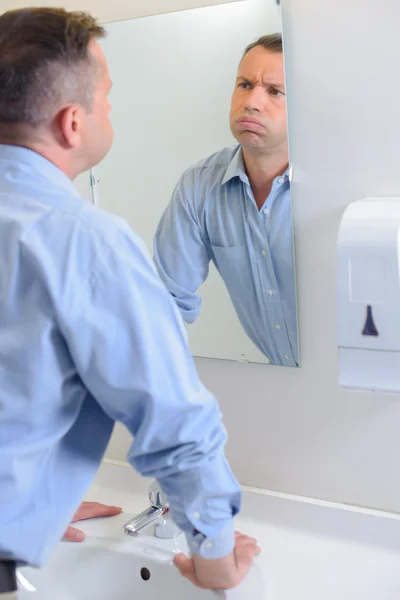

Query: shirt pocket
[210,244,252,296]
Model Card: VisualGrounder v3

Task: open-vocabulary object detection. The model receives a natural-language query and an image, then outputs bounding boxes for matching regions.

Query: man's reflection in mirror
[154,34,298,367]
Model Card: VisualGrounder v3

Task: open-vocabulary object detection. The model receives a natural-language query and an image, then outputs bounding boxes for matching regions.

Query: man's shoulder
[182,145,240,183]
[71,200,127,238]
[22,185,142,262]
[63,198,144,255]
[21,189,153,302]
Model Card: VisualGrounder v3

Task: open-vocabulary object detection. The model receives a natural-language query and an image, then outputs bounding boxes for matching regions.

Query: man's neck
[0,136,80,181]
[30,140,78,180]
[242,146,289,210]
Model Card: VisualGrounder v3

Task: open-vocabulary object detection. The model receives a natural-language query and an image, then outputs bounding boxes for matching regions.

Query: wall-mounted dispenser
[337,198,400,394]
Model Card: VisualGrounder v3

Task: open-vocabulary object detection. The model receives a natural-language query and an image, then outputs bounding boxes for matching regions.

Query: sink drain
[140,568,151,581]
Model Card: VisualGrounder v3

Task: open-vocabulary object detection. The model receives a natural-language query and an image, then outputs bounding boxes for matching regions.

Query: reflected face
[82,40,114,168]
[229,46,287,153]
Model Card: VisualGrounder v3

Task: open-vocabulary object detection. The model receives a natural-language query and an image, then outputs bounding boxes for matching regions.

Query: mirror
[91,0,299,367]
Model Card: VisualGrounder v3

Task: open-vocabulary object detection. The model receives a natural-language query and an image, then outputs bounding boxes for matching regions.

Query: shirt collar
[0,143,80,197]
[221,145,291,188]
[221,146,249,186]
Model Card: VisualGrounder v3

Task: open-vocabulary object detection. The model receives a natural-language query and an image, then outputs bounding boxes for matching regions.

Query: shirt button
[268,290,274,296]
[278,177,285,184]
[263,208,269,215]
[192,541,199,547]
[284,354,289,360]
[275,324,281,330]
[204,542,213,549]
[193,512,200,519]
[261,249,267,256]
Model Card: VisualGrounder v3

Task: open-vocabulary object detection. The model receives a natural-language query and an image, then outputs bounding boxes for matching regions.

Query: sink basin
[18,514,223,599]
[18,460,400,600]
[18,512,265,599]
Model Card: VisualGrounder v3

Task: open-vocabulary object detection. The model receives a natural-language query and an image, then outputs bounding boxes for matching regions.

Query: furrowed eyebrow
[236,76,285,91]
[263,81,285,90]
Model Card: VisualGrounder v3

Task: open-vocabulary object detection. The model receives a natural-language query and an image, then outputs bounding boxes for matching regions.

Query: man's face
[80,40,114,169]
[229,46,288,154]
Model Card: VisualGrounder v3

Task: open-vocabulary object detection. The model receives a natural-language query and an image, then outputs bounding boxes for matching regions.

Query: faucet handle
[147,481,182,540]
[148,481,169,509]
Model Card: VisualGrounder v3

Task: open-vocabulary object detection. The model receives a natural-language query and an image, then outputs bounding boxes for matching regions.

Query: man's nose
[244,86,265,113]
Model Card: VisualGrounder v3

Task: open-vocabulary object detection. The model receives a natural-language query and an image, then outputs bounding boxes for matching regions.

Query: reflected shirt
[154,145,298,366]
[0,144,241,567]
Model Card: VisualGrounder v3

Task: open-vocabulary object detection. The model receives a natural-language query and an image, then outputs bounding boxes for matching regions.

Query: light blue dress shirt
[154,145,299,366]
[0,144,240,567]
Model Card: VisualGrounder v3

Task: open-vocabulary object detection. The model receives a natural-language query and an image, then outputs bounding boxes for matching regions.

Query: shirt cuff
[185,521,235,559]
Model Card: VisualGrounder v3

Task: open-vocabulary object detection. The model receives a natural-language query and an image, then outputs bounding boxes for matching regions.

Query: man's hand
[174,531,260,590]
[63,502,123,542]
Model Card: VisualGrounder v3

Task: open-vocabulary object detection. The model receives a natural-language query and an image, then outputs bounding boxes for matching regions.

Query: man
[154,34,298,367]
[0,8,259,596]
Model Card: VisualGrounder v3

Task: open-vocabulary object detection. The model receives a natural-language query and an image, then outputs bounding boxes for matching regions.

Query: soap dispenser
[337,197,400,393]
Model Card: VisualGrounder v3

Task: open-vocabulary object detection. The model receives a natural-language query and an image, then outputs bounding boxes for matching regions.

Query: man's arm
[154,170,210,323]
[59,218,256,588]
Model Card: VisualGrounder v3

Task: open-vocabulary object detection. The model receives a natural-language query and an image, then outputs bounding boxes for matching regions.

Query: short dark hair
[0,8,106,139]
[242,33,283,59]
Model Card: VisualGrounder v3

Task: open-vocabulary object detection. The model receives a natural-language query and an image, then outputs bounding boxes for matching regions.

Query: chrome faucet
[123,481,182,539]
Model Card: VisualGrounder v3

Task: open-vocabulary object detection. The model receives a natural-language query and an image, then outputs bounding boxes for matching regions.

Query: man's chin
[237,131,265,148]
[232,129,260,143]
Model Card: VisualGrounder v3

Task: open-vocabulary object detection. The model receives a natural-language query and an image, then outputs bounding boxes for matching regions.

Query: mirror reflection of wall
[94,0,299,367]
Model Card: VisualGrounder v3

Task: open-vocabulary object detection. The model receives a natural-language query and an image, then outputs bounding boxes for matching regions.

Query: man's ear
[57,104,84,149]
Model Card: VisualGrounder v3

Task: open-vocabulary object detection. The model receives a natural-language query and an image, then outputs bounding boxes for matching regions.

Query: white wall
[106,0,400,514]
[0,0,243,23]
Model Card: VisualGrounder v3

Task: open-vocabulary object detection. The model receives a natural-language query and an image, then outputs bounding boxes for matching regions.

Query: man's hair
[242,33,283,58]
[0,7,106,139]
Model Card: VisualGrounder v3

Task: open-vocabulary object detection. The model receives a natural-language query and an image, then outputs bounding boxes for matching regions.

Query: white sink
[17,462,400,600]
[18,514,219,599]
[18,513,265,600]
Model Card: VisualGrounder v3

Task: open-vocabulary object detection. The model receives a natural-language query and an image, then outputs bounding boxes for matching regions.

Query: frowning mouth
[236,117,264,128]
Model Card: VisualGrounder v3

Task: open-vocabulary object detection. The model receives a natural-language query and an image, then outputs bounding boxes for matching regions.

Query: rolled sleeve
[158,453,241,559]
[188,522,236,559]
